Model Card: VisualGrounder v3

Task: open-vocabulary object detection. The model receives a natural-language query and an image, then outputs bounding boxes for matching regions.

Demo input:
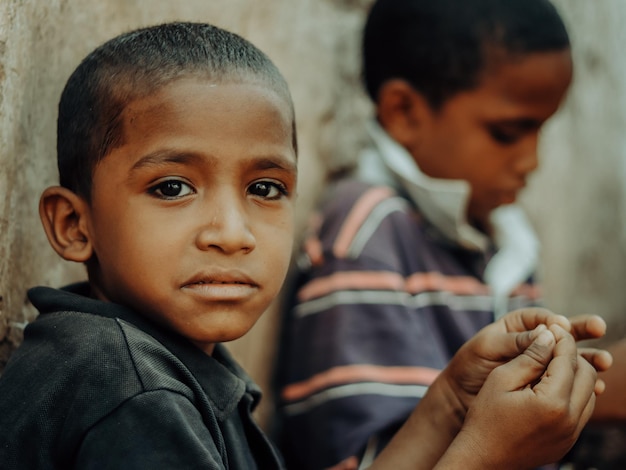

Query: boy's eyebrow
[129,149,297,174]
[250,156,298,174]
[130,150,204,171]
[490,118,542,130]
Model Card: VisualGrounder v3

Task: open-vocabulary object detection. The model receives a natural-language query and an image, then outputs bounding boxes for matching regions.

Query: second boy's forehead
[452,49,573,122]
[489,49,572,99]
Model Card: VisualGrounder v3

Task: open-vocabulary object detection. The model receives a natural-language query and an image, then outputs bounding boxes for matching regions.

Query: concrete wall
[523,0,626,345]
[1,0,626,428]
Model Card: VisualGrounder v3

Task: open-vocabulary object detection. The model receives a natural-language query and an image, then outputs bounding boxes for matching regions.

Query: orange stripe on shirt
[510,283,542,300]
[296,270,490,302]
[303,235,325,267]
[297,271,405,302]
[333,186,395,259]
[281,364,440,402]
[326,456,359,470]
[405,272,490,296]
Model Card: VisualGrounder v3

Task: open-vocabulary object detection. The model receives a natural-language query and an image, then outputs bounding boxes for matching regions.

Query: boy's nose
[195,199,256,254]
[513,135,540,176]
[514,150,539,176]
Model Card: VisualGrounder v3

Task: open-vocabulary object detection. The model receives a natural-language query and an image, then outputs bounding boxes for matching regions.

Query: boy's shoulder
[321,178,400,211]
[13,284,255,401]
[2,285,199,403]
[316,177,414,230]
[0,284,257,468]
[308,178,420,260]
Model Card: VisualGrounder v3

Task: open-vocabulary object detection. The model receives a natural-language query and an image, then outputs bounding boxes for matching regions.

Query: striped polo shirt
[275,121,541,470]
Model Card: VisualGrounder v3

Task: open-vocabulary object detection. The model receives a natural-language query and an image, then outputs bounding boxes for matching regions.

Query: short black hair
[362,0,570,108]
[57,21,295,200]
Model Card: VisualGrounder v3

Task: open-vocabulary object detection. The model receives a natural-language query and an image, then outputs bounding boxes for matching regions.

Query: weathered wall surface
[1,0,626,429]
[523,0,626,344]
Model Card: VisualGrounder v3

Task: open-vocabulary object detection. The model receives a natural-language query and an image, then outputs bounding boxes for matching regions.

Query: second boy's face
[85,79,297,354]
[406,50,573,227]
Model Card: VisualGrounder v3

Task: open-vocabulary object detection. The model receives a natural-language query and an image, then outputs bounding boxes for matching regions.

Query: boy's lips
[181,270,259,301]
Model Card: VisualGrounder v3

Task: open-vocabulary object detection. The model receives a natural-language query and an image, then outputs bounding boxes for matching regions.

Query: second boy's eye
[488,126,522,145]
[248,181,287,200]
[149,179,195,199]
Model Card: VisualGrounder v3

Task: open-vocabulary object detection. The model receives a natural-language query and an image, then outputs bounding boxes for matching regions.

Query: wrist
[419,370,466,436]
[434,428,497,470]
[369,371,470,470]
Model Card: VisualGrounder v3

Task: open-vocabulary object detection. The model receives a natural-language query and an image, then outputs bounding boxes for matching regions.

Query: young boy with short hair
[276,0,583,468]
[0,21,609,470]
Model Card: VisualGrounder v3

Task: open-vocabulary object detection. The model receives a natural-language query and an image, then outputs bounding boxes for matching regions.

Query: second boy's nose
[513,135,540,177]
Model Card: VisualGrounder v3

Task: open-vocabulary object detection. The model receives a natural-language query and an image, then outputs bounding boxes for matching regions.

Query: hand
[370,309,611,470]
[567,314,614,394]
[446,324,598,469]
[441,308,611,416]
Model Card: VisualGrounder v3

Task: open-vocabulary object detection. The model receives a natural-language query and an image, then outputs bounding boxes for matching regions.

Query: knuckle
[523,344,550,366]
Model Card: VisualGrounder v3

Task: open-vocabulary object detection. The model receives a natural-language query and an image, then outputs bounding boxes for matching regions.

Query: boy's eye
[248,181,287,200]
[150,179,195,199]
[488,126,522,145]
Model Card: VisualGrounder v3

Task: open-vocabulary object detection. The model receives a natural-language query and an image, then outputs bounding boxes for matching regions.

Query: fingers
[514,323,552,351]
[568,314,607,340]
[537,325,597,411]
[501,307,570,334]
[570,355,598,434]
[577,347,612,395]
[594,378,607,396]
[500,309,608,343]
[535,325,577,401]
[489,327,556,391]
[487,324,550,362]
[499,311,610,382]
[459,323,599,468]
[578,347,613,373]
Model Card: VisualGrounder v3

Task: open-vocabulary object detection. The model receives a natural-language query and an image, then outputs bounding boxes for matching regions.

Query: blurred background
[1,0,625,433]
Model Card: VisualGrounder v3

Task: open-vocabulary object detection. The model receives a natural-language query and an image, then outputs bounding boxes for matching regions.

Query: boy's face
[404,49,573,226]
[84,79,297,354]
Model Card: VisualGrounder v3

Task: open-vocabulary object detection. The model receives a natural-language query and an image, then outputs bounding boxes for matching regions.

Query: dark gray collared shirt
[0,283,284,469]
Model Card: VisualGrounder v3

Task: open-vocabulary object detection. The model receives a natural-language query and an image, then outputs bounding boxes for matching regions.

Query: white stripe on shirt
[282,382,429,416]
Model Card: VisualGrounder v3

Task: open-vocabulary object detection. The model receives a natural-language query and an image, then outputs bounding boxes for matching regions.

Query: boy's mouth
[182,270,258,289]
[191,280,246,285]
[181,278,259,302]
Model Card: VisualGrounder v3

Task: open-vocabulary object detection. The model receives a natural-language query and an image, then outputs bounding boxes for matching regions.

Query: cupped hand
[451,324,598,469]
[442,308,611,413]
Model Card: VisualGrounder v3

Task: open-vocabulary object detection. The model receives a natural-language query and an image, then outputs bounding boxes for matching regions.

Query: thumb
[489,329,556,391]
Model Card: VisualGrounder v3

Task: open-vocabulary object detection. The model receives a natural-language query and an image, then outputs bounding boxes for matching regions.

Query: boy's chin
[470,198,516,221]
[181,327,253,355]
[176,312,263,346]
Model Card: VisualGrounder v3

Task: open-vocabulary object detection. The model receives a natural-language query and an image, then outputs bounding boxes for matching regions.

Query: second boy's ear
[376,79,430,150]
[39,186,93,263]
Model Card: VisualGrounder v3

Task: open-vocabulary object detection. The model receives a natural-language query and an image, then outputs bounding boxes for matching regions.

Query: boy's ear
[39,186,93,262]
[376,79,430,149]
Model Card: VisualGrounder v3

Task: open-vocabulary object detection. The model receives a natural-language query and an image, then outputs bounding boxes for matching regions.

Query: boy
[276,0,579,468]
[0,21,608,470]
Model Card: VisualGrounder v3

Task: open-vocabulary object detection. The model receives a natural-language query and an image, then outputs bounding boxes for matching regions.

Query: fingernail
[531,324,547,338]
[536,329,554,346]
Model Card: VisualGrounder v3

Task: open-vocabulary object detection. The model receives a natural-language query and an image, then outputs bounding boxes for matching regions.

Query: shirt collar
[357,119,490,251]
